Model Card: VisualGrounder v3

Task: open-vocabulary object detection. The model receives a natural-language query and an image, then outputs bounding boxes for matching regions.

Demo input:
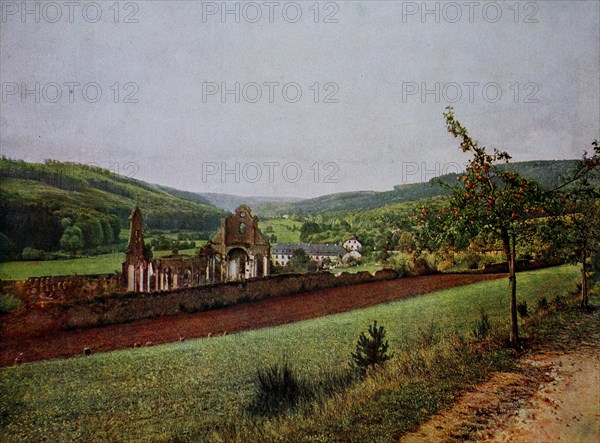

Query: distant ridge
[253,160,581,217]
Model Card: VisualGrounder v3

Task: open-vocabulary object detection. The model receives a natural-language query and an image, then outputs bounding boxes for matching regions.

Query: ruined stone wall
[0,269,398,338]
[0,274,122,307]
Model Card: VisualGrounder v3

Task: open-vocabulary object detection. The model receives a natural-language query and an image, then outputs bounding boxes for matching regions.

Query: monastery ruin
[123,205,271,292]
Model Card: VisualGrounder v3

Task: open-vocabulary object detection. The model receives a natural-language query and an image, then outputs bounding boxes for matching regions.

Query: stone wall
[0,269,398,339]
[1,274,122,307]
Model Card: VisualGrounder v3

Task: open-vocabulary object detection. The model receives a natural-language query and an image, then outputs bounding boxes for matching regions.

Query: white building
[343,236,362,252]
[272,243,347,267]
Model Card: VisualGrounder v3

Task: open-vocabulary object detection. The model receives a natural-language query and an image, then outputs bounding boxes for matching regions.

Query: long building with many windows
[271,242,347,267]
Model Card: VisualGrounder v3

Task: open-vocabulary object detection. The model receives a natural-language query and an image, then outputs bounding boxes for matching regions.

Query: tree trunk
[502,229,519,347]
[581,248,588,308]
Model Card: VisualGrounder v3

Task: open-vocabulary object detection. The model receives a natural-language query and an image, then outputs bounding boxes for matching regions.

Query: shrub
[409,251,436,276]
[20,247,46,261]
[517,301,529,318]
[391,257,411,277]
[351,320,394,374]
[537,297,549,310]
[0,293,21,314]
[249,361,302,415]
[472,307,491,340]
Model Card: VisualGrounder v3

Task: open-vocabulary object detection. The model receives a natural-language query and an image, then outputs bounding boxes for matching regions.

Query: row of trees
[59,216,122,255]
[419,107,599,346]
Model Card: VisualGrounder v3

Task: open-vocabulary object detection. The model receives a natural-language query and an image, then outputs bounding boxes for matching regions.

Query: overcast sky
[1,0,599,198]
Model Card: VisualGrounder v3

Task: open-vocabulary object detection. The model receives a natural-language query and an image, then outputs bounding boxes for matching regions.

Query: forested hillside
[0,159,225,259]
[255,160,579,217]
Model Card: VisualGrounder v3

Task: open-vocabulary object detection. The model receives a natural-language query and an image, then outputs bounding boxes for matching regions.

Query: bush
[537,297,549,310]
[351,320,394,374]
[472,307,491,340]
[249,361,302,416]
[517,301,529,318]
[0,293,21,314]
[20,247,46,261]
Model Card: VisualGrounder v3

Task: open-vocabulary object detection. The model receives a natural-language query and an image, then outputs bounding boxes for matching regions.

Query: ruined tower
[122,206,151,292]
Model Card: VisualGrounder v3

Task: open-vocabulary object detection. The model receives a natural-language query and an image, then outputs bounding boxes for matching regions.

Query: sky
[1,0,599,198]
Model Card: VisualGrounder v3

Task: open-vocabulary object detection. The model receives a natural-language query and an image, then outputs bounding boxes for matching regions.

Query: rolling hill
[253,160,580,217]
[0,158,226,256]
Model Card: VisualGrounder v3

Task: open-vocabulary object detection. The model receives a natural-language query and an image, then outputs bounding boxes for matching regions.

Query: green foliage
[0,233,17,262]
[299,221,321,242]
[0,293,21,314]
[60,226,84,255]
[351,320,394,374]
[420,107,549,252]
[150,235,196,251]
[20,247,46,261]
[286,248,317,273]
[249,361,303,415]
[472,307,492,340]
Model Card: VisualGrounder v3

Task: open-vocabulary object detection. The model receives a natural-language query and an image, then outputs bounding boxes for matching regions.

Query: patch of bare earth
[401,310,600,443]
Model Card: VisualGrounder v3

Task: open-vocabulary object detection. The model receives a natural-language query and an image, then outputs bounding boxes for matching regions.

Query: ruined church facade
[123,205,271,292]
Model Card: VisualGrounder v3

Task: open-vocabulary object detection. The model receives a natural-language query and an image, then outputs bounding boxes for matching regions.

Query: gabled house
[343,236,362,252]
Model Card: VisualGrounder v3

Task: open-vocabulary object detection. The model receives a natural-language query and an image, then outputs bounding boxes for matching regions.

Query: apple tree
[420,107,550,346]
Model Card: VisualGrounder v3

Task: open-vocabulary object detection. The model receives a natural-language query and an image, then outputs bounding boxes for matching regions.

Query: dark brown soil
[0,273,504,367]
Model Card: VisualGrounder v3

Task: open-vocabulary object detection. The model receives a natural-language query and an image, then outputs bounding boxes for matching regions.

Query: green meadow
[0,265,580,442]
[0,249,200,280]
[258,218,302,244]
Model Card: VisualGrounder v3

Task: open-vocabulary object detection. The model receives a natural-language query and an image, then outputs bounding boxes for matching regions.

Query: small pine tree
[351,320,393,374]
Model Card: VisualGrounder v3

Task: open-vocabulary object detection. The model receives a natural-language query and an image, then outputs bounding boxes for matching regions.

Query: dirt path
[401,311,600,443]
[489,350,600,443]
[0,273,503,367]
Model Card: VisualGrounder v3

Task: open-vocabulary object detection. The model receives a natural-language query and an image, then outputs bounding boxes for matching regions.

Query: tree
[351,320,393,374]
[299,221,321,242]
[287,248,317,272]
[60,226,84,256]
[543,147,600,308]
[421,107,549,346]
[397,231,416,252]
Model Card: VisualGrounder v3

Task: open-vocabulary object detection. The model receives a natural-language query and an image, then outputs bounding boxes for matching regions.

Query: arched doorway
[227,248,248,281]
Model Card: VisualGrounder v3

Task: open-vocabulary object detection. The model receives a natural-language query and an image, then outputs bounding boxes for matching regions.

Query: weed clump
[472,307,491,340]
[249,361,302,415]
[517,301,529,318]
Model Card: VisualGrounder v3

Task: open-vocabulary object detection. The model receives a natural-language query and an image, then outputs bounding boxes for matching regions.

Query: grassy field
[0,248,200,280]
[0,253,125,279]
[258,218,302,244]
[0,265,580,442]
